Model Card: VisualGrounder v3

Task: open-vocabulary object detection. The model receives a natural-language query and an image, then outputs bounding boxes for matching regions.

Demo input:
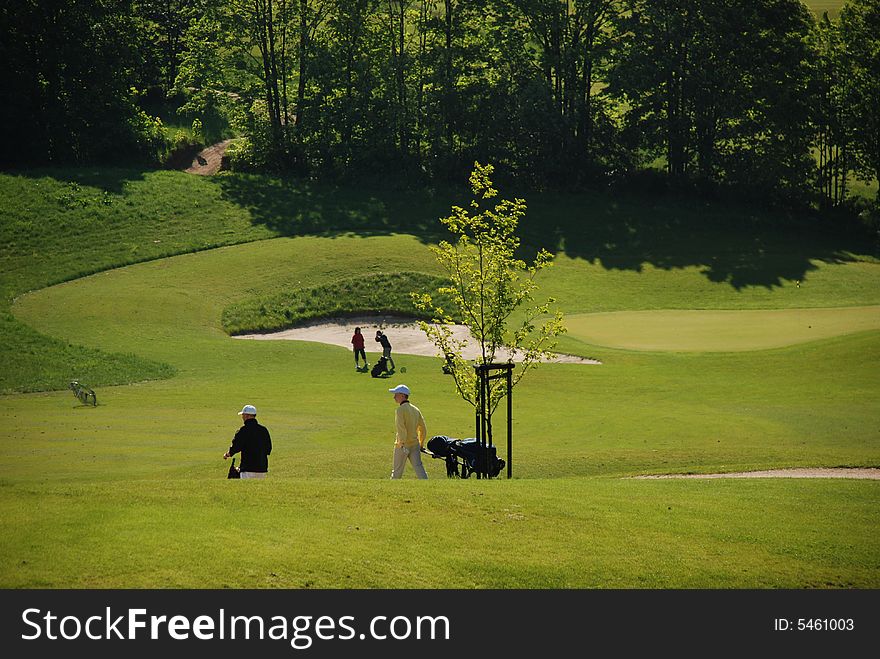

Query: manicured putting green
[565,306,880,352]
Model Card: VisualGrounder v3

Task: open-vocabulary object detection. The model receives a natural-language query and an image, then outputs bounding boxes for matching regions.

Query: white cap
[388,384,410,395]
[238,404,257,416]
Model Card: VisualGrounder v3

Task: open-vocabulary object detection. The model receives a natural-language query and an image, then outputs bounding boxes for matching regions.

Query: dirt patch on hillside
[633,468,880,480]
[232,314,601,364]
[185,139,234,175]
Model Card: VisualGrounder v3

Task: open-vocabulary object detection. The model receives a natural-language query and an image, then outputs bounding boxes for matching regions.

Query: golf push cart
[425,435,505,479]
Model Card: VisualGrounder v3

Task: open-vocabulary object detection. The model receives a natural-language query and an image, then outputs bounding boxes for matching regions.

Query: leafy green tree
[214,0,330,169]
[0,0,161,165]
[508,0,624,169]
[413,162,566,425]
[417,0,490,174]
[610,0,814,198]
[174,8,232,137]
[292,0,332,134]
[610,0,699,177]
[382,0,417,160]
[719,0,815,200]
[839,0,880,199]
[133,0,203,95]
[308,0,395,172]
[321,0,376,160]
[809,13,852,207]
[242,0,290,150]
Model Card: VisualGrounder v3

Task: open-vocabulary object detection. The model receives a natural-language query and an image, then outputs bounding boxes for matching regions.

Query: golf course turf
[563,306,880,352]
[1,170,878,588]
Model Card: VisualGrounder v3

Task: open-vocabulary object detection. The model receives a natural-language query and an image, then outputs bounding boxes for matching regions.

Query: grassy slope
[0,170,275,393]
[3,168,877,391]
[0,169,456,392]
[13,234,879,475]
[1,168,878,588]
[221,272,456,335]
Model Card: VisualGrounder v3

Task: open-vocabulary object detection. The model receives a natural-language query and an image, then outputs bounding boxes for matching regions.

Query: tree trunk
[444,0,454,153]
[253,0,283,154]
[398,0,408,157]
[267,0,283,133]
[296,0,307,130]
[280,0,290,131]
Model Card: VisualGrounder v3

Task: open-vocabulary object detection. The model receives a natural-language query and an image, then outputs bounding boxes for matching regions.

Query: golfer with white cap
[389,384,428,479]
[223,404,272,479]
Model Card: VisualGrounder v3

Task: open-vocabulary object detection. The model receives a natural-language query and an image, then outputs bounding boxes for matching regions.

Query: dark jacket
[229,418,272,473]
[376,333,391,349]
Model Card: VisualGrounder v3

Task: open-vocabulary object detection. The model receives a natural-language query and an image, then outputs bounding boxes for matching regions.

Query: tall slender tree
[383,0,416,159]
[413,162,566,431]
[611,0,814,195]
[810,13,850,207]
[839,0,880,200]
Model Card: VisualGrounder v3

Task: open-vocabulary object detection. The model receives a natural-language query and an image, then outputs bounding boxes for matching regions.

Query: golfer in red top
[351,327,368,370]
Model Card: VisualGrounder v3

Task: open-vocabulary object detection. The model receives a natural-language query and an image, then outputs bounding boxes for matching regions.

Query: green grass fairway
[2,170,879,588]
[7,235,879,587]
[565,306,880,352]
[1,478,876,588]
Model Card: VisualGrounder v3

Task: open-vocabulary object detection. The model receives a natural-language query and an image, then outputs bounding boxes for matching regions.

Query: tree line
[2,0,878,206]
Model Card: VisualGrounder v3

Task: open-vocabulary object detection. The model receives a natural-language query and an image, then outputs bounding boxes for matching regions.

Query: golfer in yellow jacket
[389,384,428,479]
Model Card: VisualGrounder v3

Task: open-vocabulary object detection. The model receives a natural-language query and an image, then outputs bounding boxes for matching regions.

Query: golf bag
[426,435,505,479]
[227,457,240,479]
[68,380,97,406]
[371,357,389,378]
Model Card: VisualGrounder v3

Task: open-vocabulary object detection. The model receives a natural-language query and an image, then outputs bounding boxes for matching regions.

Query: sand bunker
[633,468,880,480]
[232,315,601,364]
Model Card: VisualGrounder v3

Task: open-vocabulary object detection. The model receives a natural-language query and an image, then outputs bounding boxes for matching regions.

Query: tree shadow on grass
[521,190,878,290]
[221,172,878,290]
[13,165,872,292]
[217,173,878,290]
[215,173,456,243]
[6,166,150,194]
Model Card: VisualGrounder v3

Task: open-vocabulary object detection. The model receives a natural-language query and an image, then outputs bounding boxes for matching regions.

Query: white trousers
[391,446,427,479]
[240,471,267,479]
